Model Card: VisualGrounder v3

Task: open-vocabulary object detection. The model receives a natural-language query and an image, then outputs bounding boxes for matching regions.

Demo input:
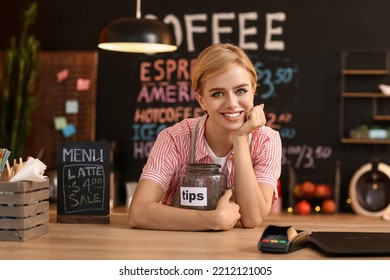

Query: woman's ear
[195,92,207,111]
[253,83,258,96]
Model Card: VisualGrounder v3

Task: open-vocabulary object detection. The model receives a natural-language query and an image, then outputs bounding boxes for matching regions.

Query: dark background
[2,0,390,211]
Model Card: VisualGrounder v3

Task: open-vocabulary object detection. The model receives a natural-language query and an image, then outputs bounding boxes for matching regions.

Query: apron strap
[190,118,202,164]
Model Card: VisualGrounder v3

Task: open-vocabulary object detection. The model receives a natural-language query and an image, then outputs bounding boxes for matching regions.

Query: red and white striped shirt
[140,114,282,205]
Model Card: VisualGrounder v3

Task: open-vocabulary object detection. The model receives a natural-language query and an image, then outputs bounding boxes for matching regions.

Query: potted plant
[0,2,40,161]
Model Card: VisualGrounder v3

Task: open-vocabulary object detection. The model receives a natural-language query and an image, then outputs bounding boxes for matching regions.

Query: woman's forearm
[232,136,273,228]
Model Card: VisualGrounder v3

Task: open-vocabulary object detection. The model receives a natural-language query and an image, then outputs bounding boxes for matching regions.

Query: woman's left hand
[235,104,266,136]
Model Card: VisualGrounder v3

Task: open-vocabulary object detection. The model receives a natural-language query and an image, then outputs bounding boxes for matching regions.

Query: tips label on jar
[180,187,207,207]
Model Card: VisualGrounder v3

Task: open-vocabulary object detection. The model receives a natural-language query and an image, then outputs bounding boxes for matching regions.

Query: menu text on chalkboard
[57,141,110,224]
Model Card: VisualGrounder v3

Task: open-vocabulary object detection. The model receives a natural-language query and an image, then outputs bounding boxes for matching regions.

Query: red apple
[301,180,316,198]
[322,199,337,214]
[295,200,311,215]
[315,184,331,198]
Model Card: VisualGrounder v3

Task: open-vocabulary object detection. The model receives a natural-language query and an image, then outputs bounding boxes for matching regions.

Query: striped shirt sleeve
[251,126,282,197]
[139,119,195,193]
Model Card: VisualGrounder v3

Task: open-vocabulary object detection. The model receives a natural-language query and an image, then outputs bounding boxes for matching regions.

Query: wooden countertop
[2,207,390,260]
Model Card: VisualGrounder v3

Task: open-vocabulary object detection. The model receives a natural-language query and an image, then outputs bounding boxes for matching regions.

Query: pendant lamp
[98,0,177,53]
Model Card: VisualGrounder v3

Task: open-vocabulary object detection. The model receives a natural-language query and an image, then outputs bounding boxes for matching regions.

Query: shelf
[342,92,390,98]
[340,50,390,145]
[342,69,389,75]
[341,138,390,144]
[374,115,390,121]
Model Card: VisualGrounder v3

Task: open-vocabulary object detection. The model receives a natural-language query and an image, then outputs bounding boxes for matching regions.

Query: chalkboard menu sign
[57,141,110,224]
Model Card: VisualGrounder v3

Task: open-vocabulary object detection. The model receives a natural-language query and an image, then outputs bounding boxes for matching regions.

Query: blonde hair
[191,43,258,94]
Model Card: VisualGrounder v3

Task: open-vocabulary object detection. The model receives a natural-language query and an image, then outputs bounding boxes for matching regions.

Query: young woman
[128,42,282,231]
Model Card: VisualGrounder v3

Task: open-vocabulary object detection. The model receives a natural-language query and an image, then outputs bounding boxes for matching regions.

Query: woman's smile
[221,111,243,120]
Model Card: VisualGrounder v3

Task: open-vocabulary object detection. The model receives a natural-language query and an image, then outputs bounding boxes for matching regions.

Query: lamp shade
[98,17,177,53]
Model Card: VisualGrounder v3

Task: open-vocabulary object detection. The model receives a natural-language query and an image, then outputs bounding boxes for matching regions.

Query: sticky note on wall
[62,124,76,138]
[57,69,69,82]
[76,78,91,91]
[65,100,79,114]
[54,116,67,130]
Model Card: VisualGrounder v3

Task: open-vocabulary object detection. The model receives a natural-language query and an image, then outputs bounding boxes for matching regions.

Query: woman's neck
[204,122,233,157]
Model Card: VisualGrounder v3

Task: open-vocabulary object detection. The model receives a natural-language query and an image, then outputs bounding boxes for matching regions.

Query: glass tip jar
[172,163,228,210]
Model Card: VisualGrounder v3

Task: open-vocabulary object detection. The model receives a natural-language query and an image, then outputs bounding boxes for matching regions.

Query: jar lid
[188,163,221,171]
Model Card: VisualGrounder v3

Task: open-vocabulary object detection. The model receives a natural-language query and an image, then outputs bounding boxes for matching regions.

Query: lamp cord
[136,0,141,19]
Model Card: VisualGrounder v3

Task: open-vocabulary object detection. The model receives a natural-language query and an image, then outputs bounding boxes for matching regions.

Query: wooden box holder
[0,180,49,241]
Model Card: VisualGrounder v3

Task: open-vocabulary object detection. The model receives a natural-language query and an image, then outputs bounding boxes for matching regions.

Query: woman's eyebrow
[235,83,250,88]
[208,83,250,93]
[208,87,225,92]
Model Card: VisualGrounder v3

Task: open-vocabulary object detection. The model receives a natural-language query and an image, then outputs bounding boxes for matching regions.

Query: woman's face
[195,64,256,133]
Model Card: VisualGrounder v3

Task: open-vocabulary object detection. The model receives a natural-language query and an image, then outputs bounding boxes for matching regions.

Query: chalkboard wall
[3,0,390,211]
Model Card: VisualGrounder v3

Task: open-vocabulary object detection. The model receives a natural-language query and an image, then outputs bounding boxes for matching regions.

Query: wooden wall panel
[26,51,97,169]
